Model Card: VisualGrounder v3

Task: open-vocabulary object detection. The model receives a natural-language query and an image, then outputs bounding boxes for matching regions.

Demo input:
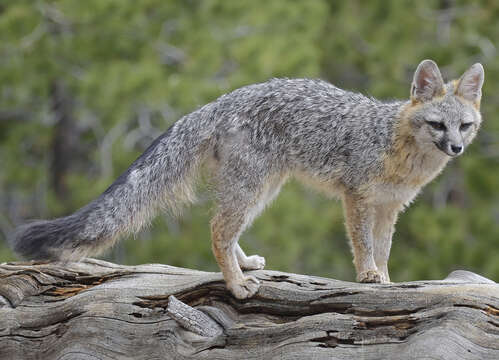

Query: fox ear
[410,59,445,103]
[455,63,484,106]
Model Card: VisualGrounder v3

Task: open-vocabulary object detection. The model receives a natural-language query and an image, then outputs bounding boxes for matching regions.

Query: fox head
[406,59,484,157]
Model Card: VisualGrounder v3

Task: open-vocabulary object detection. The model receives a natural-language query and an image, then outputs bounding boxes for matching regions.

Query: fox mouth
[433,141,447,155]
[433,142,460,157]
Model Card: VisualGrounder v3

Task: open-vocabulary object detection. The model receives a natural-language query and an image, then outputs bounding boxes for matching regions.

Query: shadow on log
[0,259,498,359]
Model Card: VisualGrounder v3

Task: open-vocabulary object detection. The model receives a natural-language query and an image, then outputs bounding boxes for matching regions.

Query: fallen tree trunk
[0,259,497,359]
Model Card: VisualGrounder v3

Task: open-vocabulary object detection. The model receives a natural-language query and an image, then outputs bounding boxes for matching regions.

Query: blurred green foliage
[1,0,498,282]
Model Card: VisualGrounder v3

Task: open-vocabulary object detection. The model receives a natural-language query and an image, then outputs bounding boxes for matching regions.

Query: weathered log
[0,258,497,359]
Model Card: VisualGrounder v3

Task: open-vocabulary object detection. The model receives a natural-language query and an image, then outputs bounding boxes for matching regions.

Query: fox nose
[450,145,463,155]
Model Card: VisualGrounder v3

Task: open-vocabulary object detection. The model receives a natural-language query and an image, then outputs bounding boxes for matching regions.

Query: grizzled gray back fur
[11,70,480,265]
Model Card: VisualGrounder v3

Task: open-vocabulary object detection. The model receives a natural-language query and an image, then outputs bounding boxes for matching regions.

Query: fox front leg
[372,203,403,283]
[343,195,383,283]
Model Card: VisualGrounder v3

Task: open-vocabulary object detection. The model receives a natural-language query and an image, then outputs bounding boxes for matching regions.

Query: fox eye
[426,120,446,131]
[460,122,473,132]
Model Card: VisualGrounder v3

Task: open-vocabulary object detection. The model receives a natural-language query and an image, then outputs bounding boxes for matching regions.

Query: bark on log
[0,258,497,360]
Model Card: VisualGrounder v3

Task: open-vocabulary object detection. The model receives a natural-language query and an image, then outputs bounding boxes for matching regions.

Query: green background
[1,0,498,282]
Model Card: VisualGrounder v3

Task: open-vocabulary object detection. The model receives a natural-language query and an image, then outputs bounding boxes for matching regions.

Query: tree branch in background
[50,80,77,207]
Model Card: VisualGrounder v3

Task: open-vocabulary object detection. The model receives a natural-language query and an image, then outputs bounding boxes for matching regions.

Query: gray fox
[11,60,484,299]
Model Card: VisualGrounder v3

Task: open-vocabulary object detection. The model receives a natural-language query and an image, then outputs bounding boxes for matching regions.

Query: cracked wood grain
[0,258,498,360]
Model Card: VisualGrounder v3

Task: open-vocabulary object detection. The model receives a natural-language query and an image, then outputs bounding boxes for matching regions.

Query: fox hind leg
[236,244,266,270]
[211,172,284,299]
[234,176,285,271]
[211,211,261,299]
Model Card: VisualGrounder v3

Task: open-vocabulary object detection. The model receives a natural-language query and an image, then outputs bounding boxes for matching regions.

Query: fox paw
[358,270,383,283]
[227,275,260,299]
[379,272,391,283]
[239,255,266,270]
